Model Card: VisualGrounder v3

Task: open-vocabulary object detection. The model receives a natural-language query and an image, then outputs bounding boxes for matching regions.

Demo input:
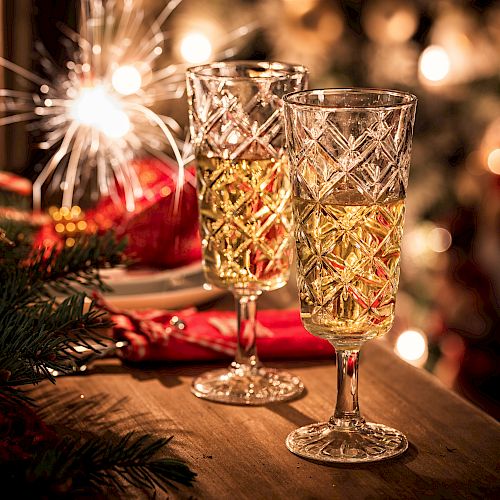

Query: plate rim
[104,283,224,310]
[101,260,203,287]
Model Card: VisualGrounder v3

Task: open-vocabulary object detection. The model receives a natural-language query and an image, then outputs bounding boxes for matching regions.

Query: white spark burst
[0,0,254,212]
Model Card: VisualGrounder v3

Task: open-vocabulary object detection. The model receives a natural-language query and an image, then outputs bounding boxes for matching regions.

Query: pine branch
[81,432,195,494]
[0,230,128,405]
[0,386,34,411]
[25,232,128,298]
[0,229,196,497]
[0,218,39,261]
[7,432,196,497]
[0,231,128,311]
[0,294,112,388]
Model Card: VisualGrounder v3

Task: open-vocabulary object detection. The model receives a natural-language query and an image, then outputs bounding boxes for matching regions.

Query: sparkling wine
[294,195,405,347]
[196,155,292,291]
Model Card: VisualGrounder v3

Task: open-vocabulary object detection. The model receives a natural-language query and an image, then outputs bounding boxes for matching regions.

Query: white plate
[101,261,203,293]
[102,262,225,310]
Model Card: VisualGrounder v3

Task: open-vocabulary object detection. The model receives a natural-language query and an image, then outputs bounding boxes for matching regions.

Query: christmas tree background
[1,0,498,418]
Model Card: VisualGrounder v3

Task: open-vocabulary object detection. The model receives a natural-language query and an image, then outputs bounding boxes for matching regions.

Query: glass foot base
[286,421,408,463]
[191,364,304,405]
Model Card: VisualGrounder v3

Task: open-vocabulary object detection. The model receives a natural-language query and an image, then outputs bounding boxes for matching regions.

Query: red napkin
[102,302,334,362]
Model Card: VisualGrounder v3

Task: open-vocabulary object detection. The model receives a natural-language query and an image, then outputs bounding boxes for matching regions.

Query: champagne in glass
[186,61,308,405]
[295,194,405,346]
[284,88,417,462]
[197,155,292,292]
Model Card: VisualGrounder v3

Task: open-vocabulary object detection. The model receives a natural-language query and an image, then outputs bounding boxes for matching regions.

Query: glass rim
[283,88,417,111]
[186,60,308,82]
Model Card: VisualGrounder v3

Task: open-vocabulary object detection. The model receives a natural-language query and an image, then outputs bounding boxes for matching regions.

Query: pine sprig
[0,230,126,403]
[0,218,40,260]
[0,385,34,409]
[0,231,128,312]
[0,294,112,388]
[0,221,196,496]
[76,432,195,494]
[5,431,196,497]
[30,231,127,296]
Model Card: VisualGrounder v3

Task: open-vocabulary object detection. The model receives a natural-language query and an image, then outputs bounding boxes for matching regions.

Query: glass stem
[233,291,261,369]
[330,349,364,429]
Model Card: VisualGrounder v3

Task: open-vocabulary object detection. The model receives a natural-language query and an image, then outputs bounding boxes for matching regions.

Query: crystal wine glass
[283,88,417,461]
[186,61,308,405]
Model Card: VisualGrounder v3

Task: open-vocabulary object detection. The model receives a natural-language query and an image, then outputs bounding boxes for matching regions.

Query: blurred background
[1,0,499,418]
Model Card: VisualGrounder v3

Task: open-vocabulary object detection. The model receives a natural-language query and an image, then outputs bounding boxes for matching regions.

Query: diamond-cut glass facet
[284,90,416,348]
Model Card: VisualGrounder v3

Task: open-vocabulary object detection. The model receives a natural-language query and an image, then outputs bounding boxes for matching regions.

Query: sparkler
[0,0,254,212]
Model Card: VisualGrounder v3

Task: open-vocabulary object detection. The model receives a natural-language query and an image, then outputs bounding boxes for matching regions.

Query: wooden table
[35,288,500,499]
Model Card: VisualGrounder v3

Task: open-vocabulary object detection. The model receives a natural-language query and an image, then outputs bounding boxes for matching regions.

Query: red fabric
[0,171,32,196]
[34,158,201,268]
[103,304,334,362]
[86,158,201,268]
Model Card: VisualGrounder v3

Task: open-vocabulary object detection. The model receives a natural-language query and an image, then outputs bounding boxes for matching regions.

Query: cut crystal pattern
[188,68,307,161]
[196,156,292,291]
[283,89,416,463]
[286,105,415,204]
[185,62,308,405]
[284,92,416,348]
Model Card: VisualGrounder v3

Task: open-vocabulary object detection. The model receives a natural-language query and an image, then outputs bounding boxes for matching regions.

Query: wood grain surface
[34,337,500,499]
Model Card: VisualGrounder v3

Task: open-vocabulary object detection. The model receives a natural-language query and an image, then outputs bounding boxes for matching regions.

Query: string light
[49,205,90,246]
[180,32,213,64]
[419,45,450,82]
[395,329,428,366]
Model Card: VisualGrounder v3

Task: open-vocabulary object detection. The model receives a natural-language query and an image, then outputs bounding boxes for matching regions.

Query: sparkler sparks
[0,0,254,212]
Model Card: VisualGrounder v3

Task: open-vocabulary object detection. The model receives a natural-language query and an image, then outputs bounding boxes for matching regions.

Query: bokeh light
[363,0,418,44]
[112,65,142,95]
[283,0,318,17]
[428,227,452,253]
[487,148,500,175]
[419,45,450,82]
[395,329,428,366]
[404,221,453,266]
[180,32,212,64]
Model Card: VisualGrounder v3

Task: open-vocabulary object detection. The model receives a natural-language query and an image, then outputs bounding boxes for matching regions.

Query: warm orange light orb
[112,65,142,95]
[419,45,450,82]
[180,32,212,64]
